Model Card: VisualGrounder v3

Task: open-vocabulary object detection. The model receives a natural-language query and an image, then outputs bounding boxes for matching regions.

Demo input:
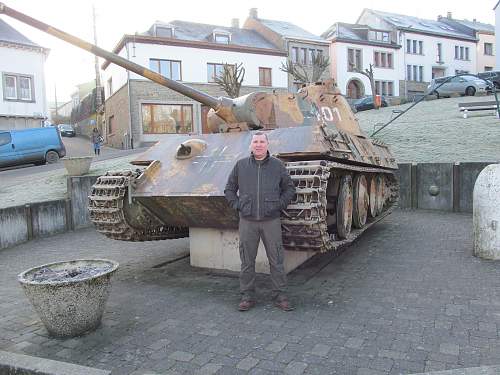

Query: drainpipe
[125,42,133,149]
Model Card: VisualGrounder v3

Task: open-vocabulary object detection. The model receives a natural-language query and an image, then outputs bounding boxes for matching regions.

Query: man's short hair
[252,131,269,142]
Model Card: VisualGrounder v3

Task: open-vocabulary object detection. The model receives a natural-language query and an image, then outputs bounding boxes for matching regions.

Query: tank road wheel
[336,175,353,240]
[352,174,369,229]
[369,176,378,218]
[375,175,385,215]
[45,150,59,164]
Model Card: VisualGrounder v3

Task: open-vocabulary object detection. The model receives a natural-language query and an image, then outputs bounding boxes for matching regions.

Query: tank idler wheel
[352,174,369,229]
[336,175,353,240]
[375,175,385,215]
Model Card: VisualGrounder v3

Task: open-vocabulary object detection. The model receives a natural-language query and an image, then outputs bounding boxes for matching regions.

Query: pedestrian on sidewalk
[91,128,102,156]
[224,131,296,312]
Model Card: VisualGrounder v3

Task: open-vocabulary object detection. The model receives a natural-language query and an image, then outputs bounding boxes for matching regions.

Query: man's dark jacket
[224,153,296,221]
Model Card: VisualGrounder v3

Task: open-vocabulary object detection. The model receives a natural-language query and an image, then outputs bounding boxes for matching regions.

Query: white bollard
[473,164,500,259]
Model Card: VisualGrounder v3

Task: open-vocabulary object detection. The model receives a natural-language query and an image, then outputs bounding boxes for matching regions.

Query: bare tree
[349,61,379,109]
[214,62,245,98]
[280,53,330,84]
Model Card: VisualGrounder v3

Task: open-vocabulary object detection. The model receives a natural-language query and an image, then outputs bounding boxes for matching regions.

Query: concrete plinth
[190,228,316,274]
[473,164,500,259]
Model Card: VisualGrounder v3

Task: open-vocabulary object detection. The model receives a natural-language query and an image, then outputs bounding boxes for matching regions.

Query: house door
[347,79,364,99]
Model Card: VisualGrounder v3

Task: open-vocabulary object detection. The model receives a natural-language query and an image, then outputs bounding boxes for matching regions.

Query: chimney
[447,11,452,19]
[249,8,258,19]
[473,18,477,23]
[231,18,239,28]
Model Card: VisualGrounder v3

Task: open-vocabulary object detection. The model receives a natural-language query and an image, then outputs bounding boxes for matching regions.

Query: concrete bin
[18,259,119,337]
[473,164,500,259]
[63,156,93,176]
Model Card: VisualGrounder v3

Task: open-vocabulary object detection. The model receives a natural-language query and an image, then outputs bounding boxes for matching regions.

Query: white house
[357,10,478,97]
[439,14,495,73]
[494,1,500,69]
[0,18,49,130]
[322,23,402,98]
[101,19,287,148]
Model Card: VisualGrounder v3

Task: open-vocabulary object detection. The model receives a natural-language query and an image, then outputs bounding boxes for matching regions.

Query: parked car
[0,127,66,168]
[352,96,388,112]
[58,124,76,137]
[428,75,491,98]
[477,71,500,89]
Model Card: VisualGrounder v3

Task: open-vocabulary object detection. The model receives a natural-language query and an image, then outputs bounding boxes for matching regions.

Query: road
[0,135,148,180]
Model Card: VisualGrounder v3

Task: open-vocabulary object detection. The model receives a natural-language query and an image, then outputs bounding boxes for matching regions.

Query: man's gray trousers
[238,217,287,300]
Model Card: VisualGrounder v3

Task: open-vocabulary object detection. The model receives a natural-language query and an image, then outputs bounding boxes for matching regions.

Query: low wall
[0,162,495,250]
[397,162,495,212]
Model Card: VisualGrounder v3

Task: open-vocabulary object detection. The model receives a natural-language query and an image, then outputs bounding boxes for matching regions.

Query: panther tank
[1,3,398,253]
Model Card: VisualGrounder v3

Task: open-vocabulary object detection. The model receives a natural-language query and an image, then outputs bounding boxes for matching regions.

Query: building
[439,13,495,73]
[322,22,401,98]
[102,19,287,149]
[0,18,49,130]
[322,10,483,99]
[243,8,330,91]
[496,1,500,69]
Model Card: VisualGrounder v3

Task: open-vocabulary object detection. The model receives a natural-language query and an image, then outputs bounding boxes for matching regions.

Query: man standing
[225,132,296,311]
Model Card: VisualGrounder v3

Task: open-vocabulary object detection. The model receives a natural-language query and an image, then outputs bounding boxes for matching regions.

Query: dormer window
[151,22,175,38]
[368,30,390,43]
[212,30,231,44]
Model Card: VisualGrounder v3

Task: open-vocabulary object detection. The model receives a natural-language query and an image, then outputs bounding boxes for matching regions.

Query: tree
[349,61,379,109]
[280,53,330,84]
[214,62,245,98]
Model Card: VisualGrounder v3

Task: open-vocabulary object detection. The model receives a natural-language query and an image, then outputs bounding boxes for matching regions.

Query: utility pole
[92,4,103,136]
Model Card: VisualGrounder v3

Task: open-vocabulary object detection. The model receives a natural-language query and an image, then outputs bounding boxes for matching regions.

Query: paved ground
[356,94,500,163]
[1,210,500,375]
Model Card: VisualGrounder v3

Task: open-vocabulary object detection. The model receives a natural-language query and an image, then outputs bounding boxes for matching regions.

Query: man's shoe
[274,298,295,311]
[238,299,255,311]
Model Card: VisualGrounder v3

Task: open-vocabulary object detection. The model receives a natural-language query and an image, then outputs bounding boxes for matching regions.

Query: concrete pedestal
[189,228,316,274]
[473,164,500,259]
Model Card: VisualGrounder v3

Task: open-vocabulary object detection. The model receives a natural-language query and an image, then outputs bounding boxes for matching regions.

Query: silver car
[428,75,490,98]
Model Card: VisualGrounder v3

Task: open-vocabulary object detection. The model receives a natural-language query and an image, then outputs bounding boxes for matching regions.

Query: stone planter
[18,259,119,337]
[63,156,93,176]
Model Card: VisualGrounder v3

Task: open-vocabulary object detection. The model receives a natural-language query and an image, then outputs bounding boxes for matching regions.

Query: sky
[0,0,496,103]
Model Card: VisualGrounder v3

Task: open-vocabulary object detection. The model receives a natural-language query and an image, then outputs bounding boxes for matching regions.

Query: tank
[1,3,398,253]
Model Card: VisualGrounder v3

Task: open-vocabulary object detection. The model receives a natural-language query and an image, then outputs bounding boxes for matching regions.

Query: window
[300,48,307,64]
[484,43,493,56]
[436,43,442,63]
[308,49,316,63]
[347,48,362,71]
[455,45,470,60]
[107,77,113,97]
[214,33,230,44]
[407,65,424,81]
[373,51,393,68]
[3,73,34,102]
[150,59,182,80]
[375,80,394,96]
[0,132,11,147]
[369,30,390,43]
[406,39,423,55]
[259,67,272,86]
[155,26,173,38]
[291,47,299,63]
[142,103,193,134]
[485,66,493,71]
[207,63,234,83]
[108,115,114,135]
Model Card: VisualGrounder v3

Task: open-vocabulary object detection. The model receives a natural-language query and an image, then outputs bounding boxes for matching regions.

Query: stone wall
[103,83,131,149]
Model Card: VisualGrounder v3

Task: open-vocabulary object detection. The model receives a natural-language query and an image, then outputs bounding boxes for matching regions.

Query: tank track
[281,160,398,253]
[88,171,188,241]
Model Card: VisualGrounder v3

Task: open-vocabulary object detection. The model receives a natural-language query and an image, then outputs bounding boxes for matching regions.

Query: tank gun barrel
[0,3,220,111]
